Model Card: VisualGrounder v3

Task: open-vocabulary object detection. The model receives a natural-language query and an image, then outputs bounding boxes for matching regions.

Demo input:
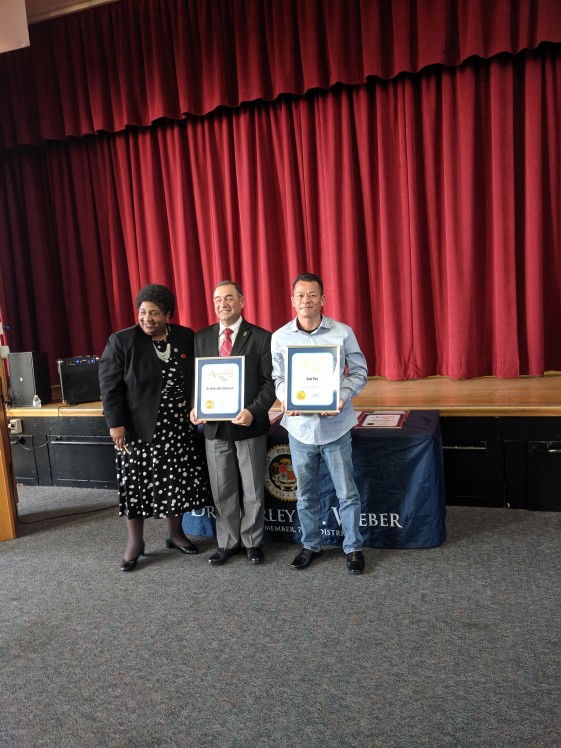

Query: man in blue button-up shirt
[271,273,368,574]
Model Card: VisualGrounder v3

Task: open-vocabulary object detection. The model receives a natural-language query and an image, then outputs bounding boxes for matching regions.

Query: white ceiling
[0,0,117,55]
[26,0,118,24]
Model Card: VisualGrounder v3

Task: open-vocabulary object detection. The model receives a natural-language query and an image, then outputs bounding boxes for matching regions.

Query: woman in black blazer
[99,284,210,571]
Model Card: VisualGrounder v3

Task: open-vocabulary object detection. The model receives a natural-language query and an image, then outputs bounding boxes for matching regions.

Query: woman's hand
[110,426,126,451]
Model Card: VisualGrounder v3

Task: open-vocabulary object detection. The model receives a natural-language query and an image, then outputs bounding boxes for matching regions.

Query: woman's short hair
[135,284,176,316]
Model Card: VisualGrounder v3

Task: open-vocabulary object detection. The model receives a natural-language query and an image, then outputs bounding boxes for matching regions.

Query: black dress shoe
[290,547,323,570]
[165,536,199,555]
[346,550,365,575]
[120,543,146,572]
[246,547,264,564]
[208,547,241,566]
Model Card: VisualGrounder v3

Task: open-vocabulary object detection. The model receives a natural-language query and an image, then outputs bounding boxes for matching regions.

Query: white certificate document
[195,357,244,419]
[289,349,339,409]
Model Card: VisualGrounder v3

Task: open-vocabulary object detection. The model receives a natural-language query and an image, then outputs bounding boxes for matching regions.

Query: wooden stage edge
[7,372,561,419]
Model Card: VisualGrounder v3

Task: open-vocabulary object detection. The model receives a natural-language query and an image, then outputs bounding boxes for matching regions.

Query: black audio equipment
[8,351,52,406]
[57,356,101,405]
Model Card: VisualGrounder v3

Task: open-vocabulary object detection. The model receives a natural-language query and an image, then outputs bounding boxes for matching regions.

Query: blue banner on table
[181,427,216,538]
[343,411,446,548]
[183,410,446,549]
[262,422,302,543]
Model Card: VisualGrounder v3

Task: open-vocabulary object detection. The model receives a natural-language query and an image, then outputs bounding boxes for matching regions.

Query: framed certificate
[286,345,340,413]
[356,411,409,428]
[194,356,245,420]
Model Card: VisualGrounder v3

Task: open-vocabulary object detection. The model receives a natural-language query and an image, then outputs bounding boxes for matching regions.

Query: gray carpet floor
[1,486,560,748]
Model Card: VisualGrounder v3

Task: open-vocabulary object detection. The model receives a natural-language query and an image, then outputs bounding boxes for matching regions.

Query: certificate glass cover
[286,345,340,413]
[194,356,245,420]
[356,411,409,428]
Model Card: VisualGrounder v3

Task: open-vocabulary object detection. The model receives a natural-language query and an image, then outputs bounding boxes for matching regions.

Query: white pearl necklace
[153,339,171,362]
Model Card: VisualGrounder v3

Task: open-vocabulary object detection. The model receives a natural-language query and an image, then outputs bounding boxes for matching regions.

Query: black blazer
[99,323,195,443]
[194,319,276,441]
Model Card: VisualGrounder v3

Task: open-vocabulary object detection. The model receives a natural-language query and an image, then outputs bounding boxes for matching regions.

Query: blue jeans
[288,431,363,554]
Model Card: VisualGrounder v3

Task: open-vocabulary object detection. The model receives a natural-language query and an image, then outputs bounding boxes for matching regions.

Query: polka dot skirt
[116,344,211,519]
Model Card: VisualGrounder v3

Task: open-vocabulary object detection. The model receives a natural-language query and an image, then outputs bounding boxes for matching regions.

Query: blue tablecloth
[183,410,446,549]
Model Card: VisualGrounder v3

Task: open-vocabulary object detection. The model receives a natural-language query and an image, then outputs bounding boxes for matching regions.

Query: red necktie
[220,327,233,357]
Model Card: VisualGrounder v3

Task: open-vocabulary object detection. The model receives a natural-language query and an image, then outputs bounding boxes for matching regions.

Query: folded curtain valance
[1,0,561,147]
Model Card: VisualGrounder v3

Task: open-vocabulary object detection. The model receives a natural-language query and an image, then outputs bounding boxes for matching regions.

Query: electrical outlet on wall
[8,419,23,434]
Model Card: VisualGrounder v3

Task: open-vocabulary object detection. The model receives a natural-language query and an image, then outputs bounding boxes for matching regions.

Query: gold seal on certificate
[286,345,340,412]
[195,357,245,420]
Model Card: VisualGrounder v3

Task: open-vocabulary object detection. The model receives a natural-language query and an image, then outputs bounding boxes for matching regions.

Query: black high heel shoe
[120,543,146,572]
[165,536,199,555]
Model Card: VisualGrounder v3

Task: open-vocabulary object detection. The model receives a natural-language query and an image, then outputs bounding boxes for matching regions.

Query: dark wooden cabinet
[10,415,117,489]
[441,417,561,510]
[440,417,503,507]
[526,440,561,511]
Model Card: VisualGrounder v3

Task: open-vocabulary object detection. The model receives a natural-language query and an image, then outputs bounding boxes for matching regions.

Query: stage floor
[351,372,561,417]
[7,372,561,419]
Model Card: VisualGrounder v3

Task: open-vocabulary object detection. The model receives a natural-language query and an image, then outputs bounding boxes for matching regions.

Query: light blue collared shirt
[271,315,368,445]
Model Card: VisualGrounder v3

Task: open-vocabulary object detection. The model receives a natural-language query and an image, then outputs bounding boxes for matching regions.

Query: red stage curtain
[1,46,560,379]
[1,0,561,147]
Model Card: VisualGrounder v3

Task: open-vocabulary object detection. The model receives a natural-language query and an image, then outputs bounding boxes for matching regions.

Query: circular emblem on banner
[264,444,297,501]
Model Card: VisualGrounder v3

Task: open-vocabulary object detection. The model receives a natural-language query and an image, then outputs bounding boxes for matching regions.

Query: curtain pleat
[1,0,561,147]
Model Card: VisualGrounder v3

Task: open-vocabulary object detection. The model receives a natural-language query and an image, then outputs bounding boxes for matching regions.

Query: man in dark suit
[190,280,276,565]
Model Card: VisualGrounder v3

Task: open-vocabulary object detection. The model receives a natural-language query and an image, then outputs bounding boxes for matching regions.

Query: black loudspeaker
[8,351,52,406]
[57,356,102,405]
